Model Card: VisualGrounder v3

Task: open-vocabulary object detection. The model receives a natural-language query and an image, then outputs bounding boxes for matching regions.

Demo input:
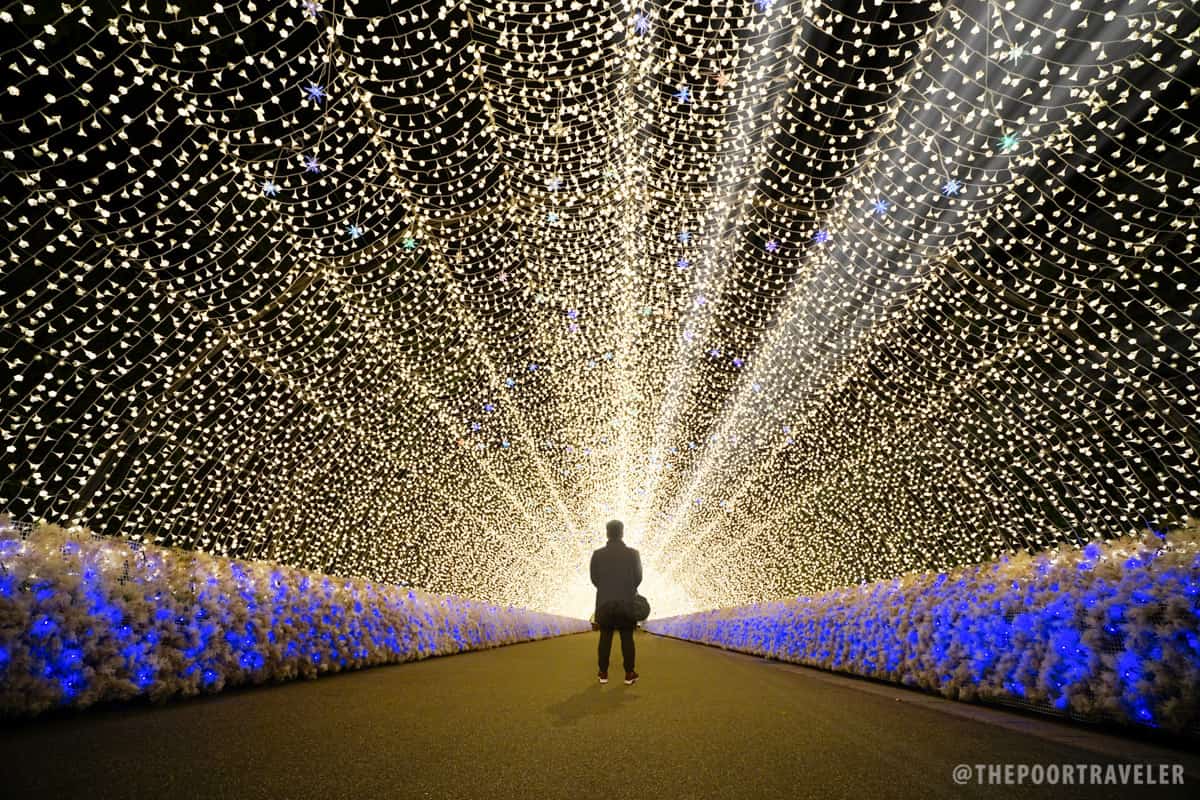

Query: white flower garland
[0,520,589,717]
[646,527,1200,734]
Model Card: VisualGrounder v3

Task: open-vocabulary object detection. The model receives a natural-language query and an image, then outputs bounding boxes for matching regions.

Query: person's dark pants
[595,602,637,673]
[598,625,635,673]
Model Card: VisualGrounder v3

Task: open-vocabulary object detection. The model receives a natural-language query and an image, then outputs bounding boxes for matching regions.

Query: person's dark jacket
[590,539,642,620]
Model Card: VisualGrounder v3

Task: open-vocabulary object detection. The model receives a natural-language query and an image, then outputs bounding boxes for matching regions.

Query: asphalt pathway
[2,630,1195,799]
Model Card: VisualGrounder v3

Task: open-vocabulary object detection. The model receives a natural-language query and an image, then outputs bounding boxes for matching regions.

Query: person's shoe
[598,670,608,684]
[624,670,638,685]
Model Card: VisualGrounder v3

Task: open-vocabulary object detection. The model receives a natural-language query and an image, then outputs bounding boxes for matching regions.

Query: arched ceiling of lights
[0,0,1197,617]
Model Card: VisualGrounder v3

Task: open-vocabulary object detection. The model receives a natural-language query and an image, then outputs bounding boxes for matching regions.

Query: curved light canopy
[1,0,1197,616]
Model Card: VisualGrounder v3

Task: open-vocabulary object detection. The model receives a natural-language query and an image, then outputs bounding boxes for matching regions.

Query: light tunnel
[1,0,1199,795]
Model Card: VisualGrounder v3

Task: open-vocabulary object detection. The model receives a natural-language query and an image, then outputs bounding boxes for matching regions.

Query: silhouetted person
[590,519,641,685]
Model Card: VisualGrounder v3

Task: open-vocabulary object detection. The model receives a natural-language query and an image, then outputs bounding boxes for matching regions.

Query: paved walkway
[3,631,1196,799]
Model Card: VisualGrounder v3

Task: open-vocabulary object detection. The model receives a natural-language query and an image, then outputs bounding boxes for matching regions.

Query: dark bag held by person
[626,593,650,622]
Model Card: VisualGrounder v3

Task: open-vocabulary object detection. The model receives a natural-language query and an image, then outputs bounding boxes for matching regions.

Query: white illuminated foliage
[0,0,1197,616]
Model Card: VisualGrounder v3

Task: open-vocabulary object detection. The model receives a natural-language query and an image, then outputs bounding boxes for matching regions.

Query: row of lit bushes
[646,527,1200,733]
[0,520,589,716]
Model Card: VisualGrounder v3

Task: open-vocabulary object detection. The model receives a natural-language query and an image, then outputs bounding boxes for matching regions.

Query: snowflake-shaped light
[303,83,326,104]
[633,11,650,36]
[765,239,780,253]
[261,180,279,197]
[674,86,691,103]
[872,198,889,215]
[998,133,1020,153]
[346,224,363,240]
[941,178,963,196]
[303,155,321,173]
[813,230,830,244]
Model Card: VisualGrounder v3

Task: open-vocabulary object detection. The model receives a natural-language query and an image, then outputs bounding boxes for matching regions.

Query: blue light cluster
[0,524,589,717]
[646,531,1200,734]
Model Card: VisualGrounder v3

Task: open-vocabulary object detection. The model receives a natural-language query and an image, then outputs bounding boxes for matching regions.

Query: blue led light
[134,665,156,689]
[32,615,57,638]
